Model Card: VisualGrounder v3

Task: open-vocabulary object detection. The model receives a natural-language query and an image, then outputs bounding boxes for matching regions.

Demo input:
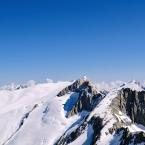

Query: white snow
[0,79,145,145]
[0,81,81,145]
[82,76,87,81]
[120,80,144,92]
[69,124,94,145]
[95,81,124,91]
[128,124,145,133]
[87,90,118,145]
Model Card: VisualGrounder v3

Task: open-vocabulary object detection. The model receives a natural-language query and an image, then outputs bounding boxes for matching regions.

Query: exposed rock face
[114,127,145,145]
[111,88,145,126]
[57,78,97,97]
[55,115,88,145]
[67,89,103,117]
[55,78,105,145]
[90,116,103,145]
[57,80,145,145]
[110,87,145,144]
[55,116,103,145]
[57,78,104,117]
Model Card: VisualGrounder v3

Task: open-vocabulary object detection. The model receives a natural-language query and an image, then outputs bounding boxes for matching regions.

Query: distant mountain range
[0,77,145,145]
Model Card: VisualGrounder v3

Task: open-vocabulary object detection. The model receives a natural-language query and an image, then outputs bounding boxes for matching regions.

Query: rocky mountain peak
[57,77,104,118]
[57,77,94,97]
[1,78,145,145]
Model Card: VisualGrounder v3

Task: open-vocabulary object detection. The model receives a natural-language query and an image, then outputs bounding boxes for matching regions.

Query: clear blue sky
[0,0,145,85]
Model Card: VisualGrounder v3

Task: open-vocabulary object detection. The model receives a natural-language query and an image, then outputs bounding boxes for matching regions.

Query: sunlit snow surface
[0,81,81,145]
[0,80,145,145]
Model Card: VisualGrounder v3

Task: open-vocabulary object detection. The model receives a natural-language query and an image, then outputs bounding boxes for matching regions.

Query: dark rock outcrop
[55,115,88,145]
[57,78,96,97]
[55,78,105,145]
[55,116,103,145]
[57,78,104,117]
[90,116,103,145]
[111,88,145,126]
[67,89,103,117]
[57,80,145,145]
[114,127,145,145]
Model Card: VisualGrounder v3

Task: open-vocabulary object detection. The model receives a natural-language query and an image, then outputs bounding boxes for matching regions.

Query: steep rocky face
[111,88,145,126]
[113,127,145,145]
[55,78,105,145]
[57,78,104,117]
[55,116,103,145]
[67,89,103,117]
[57,78,97,97]
[56,80,145,145]
[55,115,88,145]
[89,116,103,145]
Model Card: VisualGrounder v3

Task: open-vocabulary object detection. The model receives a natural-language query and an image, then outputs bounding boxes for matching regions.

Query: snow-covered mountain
[0,77,145,145]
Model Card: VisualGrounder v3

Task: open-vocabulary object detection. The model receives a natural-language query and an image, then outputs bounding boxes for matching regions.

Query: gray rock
[111,88,145,126]
[55,116,103,145]
[89,116,103,145]
[57,78,104,117]
[57,78,95,97]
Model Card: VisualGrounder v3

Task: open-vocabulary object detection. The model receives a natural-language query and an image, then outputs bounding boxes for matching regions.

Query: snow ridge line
[2,104,39,145]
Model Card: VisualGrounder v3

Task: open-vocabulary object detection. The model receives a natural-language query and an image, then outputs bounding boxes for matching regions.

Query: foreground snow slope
[0,81,81,145]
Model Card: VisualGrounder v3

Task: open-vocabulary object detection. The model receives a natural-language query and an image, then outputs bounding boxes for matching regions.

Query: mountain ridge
[0,77,145,145]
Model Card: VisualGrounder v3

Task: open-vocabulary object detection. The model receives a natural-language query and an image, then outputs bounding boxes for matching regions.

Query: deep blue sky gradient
[0,0,145,84]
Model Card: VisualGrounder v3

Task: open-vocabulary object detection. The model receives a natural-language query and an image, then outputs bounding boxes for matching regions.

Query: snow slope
[0,81,81,145]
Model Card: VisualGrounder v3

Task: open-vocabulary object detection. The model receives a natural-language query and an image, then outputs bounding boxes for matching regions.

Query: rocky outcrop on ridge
[57,77,104,117]
[113,127,145,145]
[56,80,145,145]
[55,116,103,145]
[111,88,145,126]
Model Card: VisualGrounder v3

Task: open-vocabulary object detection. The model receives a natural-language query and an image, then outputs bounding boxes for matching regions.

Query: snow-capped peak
[1,78,145,145]
[82,76,87,81]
